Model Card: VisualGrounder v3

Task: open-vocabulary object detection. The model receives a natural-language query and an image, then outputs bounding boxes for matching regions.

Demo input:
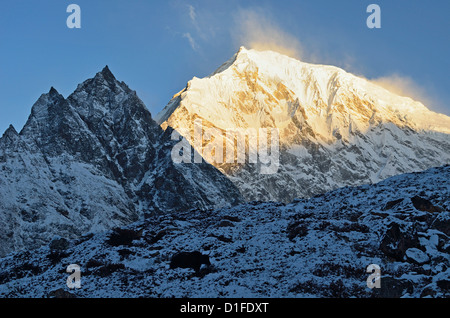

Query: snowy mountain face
[0,165,448,298]
[157,47,450,203]
[0,67,243,257]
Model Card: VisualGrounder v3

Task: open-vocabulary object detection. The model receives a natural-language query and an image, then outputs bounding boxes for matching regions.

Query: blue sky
[1,0,449,134]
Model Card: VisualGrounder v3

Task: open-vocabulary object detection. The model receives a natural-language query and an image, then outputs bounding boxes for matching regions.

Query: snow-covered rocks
[405,248,430,265]
[0,165,448,298]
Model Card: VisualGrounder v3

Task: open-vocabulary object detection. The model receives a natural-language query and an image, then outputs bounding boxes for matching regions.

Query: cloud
[370,74,438,109]
[231,8,304,59]
[180,4,201,52]
[181,4,206,52]
[188,4,197,25]
[183,32,199,51]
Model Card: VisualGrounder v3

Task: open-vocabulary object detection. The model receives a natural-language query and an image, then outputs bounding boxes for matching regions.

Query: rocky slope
[157,47,450,203]
[0,67,243,257]
[0,165,448,298]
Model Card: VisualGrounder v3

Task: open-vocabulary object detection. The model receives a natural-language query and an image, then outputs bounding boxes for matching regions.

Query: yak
[169,251,211,273]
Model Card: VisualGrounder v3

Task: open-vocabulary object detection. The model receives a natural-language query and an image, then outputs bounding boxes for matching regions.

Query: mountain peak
[157,47,450,202]
[237,46,248,54]
[70,65,129,100]
[0,124,20,146]
[208,47,250,78]
[95,65,117,84]
[101,65,114,78]
[45,86,64,101]
[3,124,18,138]
[48,86,59,96]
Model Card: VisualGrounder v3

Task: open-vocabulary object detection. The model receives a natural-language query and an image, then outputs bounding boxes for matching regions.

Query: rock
[440,242,450,254]
[94,263,126,277]
[411,196,442,213]
[210,234,233,243]
[107,227,143,247]
[49,237,70,251]
[371,276,414,298]
[48,288,76,298]
[383,198,403,211]
[421,278,450,297]
[380,222,419,261]
[430,212,450,236]
[148,229,171,244]
[436,279,450,291]
[287,221,308,241]
[420,284,437,298]
[223,215,241,222]
[405,248,430,265]
[218,220,234,227]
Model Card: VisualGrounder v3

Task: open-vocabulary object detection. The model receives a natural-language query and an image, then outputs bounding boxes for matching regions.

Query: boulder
[380,222,419,261]
[405,248,430,265]
[48,288,76,298]
[371,276,413,298]
[411,196,442,213]
[430,212,450,236]
[49,237,70,251]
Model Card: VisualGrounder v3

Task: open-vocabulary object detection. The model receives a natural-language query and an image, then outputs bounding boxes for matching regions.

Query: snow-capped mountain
[0,165,448,298]
[0,66,243,257]
[157,47,450,202]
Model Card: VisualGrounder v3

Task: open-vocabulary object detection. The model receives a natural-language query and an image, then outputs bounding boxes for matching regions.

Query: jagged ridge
[0,67,243,257]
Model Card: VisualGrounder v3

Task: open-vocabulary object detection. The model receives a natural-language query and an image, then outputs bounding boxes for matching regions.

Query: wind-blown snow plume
[370,74,444,114]
[233,8,303,60]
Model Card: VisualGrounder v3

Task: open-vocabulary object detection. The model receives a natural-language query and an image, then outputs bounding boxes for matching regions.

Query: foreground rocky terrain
[0,165,448,298]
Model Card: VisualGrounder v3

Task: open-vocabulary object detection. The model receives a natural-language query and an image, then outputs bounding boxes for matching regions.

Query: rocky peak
[26,87,65,119]
[48,86,60,96]
[0,125,20,149]
[73,66,131,100]
[98,65,116,82]
[2,124,18,139]
[0,66,244,258]
[19,86,72,143]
